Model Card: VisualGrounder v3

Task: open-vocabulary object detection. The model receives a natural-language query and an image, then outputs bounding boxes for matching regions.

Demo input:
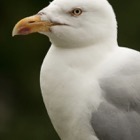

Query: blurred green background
[0,0,140,140]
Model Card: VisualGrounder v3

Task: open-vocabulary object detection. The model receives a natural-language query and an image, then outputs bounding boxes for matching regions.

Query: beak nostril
[28,21,36,23]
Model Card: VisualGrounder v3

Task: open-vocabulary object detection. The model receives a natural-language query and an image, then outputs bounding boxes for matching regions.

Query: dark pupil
[75,10,80,14]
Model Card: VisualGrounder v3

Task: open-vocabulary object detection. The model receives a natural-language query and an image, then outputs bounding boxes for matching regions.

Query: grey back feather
[91,53,140,140]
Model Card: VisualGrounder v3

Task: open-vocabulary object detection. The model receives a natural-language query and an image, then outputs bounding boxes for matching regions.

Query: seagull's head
[13,0,117,47]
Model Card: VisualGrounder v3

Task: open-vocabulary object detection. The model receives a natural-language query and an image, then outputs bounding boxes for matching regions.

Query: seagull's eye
[70,8,83,16]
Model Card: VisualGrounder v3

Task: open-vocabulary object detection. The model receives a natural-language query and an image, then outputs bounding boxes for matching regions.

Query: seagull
[12,0,140,140]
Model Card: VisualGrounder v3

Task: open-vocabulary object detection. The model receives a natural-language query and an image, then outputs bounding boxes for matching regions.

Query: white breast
[40,45,104,140]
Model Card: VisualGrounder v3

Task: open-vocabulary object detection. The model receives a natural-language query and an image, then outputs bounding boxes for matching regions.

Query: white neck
[50,40,117,73]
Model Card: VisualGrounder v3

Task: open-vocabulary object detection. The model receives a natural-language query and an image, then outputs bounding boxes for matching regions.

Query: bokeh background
[0,0,140,140]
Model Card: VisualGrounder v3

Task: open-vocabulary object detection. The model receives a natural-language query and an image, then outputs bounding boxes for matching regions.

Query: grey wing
[91,55,140,140]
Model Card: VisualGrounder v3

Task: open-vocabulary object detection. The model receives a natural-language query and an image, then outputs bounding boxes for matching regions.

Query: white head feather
[39,0,117,47]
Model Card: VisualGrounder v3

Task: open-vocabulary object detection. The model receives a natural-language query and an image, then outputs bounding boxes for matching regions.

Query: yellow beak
[12,15,54,36]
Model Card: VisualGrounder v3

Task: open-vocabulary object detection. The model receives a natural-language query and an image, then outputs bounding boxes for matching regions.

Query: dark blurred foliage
[0,0,139,140]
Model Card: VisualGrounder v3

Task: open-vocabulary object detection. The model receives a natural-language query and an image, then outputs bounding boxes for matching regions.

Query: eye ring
[70,8,83,16]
